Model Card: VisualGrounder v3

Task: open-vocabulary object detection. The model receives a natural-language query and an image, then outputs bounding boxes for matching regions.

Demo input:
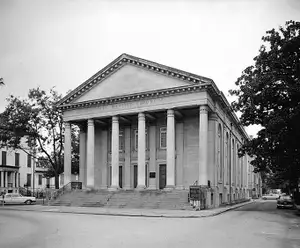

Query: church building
[58,54,258,207]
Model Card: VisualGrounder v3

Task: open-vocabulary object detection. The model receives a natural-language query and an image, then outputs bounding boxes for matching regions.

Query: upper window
[119,130,124,151]
[1,151,7,165]
[134,129,148,151]
[27,154,32,168]
[160,127,167,149]
[15,153,20,166]
[38,175,43,185]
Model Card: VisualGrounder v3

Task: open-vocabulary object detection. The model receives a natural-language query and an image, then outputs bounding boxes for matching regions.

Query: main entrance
[159,164,166,189]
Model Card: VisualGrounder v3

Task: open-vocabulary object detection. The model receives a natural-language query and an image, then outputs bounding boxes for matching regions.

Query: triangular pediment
[58,54,213,106]
[74,64,192,103]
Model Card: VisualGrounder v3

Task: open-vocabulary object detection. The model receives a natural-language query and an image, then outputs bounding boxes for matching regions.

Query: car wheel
[25,200,32,205]
[263,197,267,200]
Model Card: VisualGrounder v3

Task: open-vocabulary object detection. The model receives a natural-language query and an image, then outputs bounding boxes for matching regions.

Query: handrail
[50,182,73,200]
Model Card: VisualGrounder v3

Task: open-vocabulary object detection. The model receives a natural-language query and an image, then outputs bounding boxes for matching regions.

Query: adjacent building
[58,54,261,207]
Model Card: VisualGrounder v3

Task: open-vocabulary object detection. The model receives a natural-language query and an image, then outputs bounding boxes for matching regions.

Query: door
[159,164,166,189]
[119,166,123,188]
[134,165,138,188]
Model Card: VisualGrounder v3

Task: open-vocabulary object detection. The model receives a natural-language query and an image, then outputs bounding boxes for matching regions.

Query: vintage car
[0,193,36,205]
[262,193,280,200]
[277,195,294,209]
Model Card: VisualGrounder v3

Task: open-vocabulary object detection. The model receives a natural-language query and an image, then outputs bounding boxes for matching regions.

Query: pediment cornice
[57,53,214,107]
[59,83,213,110]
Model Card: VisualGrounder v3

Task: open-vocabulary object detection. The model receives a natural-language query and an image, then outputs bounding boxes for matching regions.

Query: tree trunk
[55,174,60,189]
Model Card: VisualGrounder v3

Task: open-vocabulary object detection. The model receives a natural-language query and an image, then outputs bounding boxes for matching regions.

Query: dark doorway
[119,166,123,188]
[159,164,166,189]
[134,165,138,188]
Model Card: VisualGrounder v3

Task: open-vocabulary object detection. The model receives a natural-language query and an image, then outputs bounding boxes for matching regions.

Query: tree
[229,20,300,191]
[0,87,79,189]
[0,78,4,85]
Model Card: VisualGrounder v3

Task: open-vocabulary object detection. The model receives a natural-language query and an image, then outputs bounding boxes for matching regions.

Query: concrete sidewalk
[0,200,255,218]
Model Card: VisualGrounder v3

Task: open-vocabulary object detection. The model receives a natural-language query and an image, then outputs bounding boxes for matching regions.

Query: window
[15,153,20,166]
[134,129,148,151]
[26,174,32,187]
[160,127,167,149]
[27,154,32,168]
[2,151,7,165]
[38,175,42,185]
[119,130,124,151]
[108,130,124,152]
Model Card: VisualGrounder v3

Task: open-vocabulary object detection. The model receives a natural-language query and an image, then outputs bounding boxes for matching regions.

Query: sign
[149,172,156,178]
[189,186,201,201]
[71,182,82,190]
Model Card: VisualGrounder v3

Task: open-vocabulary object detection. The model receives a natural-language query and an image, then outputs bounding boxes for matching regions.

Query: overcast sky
[0,0,299,136]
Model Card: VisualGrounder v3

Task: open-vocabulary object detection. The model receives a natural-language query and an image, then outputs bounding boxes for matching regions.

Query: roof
[57,53,214,107]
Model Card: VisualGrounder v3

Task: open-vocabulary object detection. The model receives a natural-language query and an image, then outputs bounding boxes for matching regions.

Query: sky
[0,0,299,137]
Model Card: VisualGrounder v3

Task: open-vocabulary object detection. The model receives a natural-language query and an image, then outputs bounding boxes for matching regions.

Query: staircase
[49,189,193,210]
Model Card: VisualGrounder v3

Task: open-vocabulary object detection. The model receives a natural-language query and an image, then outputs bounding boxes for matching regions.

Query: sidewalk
[0,200,255,218]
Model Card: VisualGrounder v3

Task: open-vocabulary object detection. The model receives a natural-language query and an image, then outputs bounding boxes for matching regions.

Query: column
[137,113,146,189]
[64,122,72,185]
[175,122,184,189]
[12,172,15,188]
[16,173,19,188]
[199,105,209,185]
[100,129,108,189]
[123,126,131,190]
[148,125,157,189]
[4,171,8,187]
[79,126,87,187]
[166,109,175,188]
[110,116,119,189]
[86,119,95,188]
[0,172,3,188]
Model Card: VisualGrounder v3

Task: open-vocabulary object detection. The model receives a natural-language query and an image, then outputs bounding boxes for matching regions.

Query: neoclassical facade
[58,54,259,206]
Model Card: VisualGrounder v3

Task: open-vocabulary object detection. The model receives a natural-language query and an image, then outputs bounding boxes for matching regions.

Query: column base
[135,185,146,190]
[108,185,119,191]
[164,185,175,191]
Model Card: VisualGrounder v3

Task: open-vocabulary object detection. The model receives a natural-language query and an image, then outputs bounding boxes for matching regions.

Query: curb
[0,200,254,219]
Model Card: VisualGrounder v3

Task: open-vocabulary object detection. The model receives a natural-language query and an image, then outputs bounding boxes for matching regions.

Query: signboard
[71,182,82,190]
[149,172,156,178]
[189,186,201,201]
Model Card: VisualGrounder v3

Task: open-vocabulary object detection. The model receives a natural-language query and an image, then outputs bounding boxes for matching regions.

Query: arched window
[232,139,235,185]
[217,124,222,181]
[225,132,229,184]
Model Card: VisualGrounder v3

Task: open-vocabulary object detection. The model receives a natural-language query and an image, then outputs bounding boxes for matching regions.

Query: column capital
[138,112,145,120]
[199,105,209,113]
[167,109,174,117]
[87,119,94,126]
[112,116,119,123]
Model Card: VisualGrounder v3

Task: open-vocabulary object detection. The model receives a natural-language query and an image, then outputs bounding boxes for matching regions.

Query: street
[0,200,299,248]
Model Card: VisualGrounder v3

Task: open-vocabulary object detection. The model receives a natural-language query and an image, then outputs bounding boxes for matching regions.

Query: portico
[58,53,252,208]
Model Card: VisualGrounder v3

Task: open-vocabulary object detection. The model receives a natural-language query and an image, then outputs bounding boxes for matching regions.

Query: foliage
[0,87,79,189]
[229,20,300,190]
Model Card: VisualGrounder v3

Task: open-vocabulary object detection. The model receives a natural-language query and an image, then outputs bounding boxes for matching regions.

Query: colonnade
[63,105,210,189]
[0,171,19,188]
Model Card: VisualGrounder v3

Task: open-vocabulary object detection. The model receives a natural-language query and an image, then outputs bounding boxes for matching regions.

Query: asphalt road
[0,200,299,248]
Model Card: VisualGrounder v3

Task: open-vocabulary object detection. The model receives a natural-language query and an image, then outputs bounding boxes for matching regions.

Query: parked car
[277,195,294,209]
[262,193,280,200]
[0,193,36,205]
